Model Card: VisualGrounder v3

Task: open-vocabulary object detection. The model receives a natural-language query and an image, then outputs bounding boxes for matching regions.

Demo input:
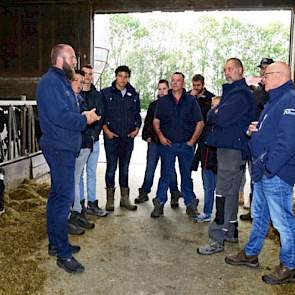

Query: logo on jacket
[127,92,132,96]
[283,108,295,116]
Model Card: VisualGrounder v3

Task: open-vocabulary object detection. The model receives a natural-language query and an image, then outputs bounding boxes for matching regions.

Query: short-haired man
[240,57,274,222]
[225,62,295,285]
[79,64,108,218]
[101,65,141,211]
[197,58,256,255]
[37,44,99,273]
[189,74,216,222]
[151,72,204,218]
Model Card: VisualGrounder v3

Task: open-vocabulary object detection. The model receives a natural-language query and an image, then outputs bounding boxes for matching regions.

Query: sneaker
[57,256,85,273]
[262,263,295,285]
[86,200,108,217]
[225,249,259,268]
[48,244,81,256]
[68,221,85,235]
[193,213,211,223]
[70,211,95,230]
[197,239,224,255]
[0,208,5,215]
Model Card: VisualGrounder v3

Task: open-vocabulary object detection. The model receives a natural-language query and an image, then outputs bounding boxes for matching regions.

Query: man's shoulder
[203,89,215,98]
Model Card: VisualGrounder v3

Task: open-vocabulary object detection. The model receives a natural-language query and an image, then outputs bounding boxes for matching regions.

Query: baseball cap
[257,58,274,68]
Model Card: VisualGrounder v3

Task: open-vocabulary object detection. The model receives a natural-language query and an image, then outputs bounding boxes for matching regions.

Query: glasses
[263,71,280,78]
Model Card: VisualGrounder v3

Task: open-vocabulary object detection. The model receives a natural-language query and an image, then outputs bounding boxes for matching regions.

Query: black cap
[257,58,274,68]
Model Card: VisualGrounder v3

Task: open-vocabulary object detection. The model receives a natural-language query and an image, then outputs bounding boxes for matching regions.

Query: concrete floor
[41,138,294,295]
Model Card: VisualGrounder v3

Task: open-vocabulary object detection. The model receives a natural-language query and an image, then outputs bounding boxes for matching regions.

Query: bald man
[37,44,99,273]
[225,62,295,285]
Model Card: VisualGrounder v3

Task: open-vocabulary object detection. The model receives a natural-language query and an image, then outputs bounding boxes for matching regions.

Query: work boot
[225,249,259,268]
[57,256,85,273]
[87,200,108,217]
[68,220,85,235]
[70,211,95,230]
[186,199,199,218]
[48,244,81,256]
[150,198,164,218]
[120,187,137,211]
[262,263,295,285]
[106,187,115,211]
[240,211,252,222]
[134,188,149,204]
[170,190,181,209]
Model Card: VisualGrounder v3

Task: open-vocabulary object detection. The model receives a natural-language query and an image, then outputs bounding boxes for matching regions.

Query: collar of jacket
[167,88,187,100]
[50,66,67,79]
[268,80,295,104]
[111,80,135,93]
[222,78,247,94]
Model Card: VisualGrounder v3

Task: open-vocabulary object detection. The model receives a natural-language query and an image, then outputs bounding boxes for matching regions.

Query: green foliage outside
[100,13,290,108]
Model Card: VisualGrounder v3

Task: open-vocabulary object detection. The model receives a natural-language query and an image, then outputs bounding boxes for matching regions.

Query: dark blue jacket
[205,78,256,159]
[37,67,87,153]
[80,84,104,148]
[250,80,295,186]
[101,81,141,138]
[155,89,203,143]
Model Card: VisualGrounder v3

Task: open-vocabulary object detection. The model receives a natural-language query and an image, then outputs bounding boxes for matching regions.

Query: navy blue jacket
[80,84,104,148]
[205,78,256,159]
[37,67,87,153]
[155,89,203,143]
[101,81,141,138]
[250,80,295,186]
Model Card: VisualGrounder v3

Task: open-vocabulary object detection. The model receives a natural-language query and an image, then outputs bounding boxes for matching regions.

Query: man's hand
[190,89,198,96]
[246,121,259,136]
[186,140,194,147]
[83,108,100,125]
[128,128,139,138]
[159,134,171,146]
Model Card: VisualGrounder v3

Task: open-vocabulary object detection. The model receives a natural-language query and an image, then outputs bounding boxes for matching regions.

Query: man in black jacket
[101,65,141,211]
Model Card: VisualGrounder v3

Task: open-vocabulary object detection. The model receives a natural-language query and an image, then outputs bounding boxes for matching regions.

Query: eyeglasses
[263,71,280,78]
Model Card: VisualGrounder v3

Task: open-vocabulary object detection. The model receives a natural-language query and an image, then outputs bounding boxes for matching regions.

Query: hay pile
[0,179,49,295]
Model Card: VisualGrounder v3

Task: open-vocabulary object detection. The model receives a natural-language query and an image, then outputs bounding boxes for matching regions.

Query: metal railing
[0,99,40,163]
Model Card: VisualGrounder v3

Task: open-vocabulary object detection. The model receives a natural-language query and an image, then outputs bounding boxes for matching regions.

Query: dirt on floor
[0,173,295,295]
[0,179,49,295]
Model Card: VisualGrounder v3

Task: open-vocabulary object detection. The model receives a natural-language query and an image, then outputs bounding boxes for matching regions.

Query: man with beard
[37,44,99,273]
[197,58,256,255]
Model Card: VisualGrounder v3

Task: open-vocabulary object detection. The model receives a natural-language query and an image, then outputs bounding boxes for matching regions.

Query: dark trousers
[42,147,76,258]
[104,136,134,188]
[141,142,178,194]
[156,143,196,206]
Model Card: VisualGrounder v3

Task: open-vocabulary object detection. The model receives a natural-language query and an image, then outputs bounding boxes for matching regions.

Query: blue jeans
[74,148,91,212]
[156,143,196,206]
[245,175,295,269]
[104,136,134,188]
[42,147,75,258]
[142,142,178,193]
[202,169,217,215]
[80,140,100,203]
